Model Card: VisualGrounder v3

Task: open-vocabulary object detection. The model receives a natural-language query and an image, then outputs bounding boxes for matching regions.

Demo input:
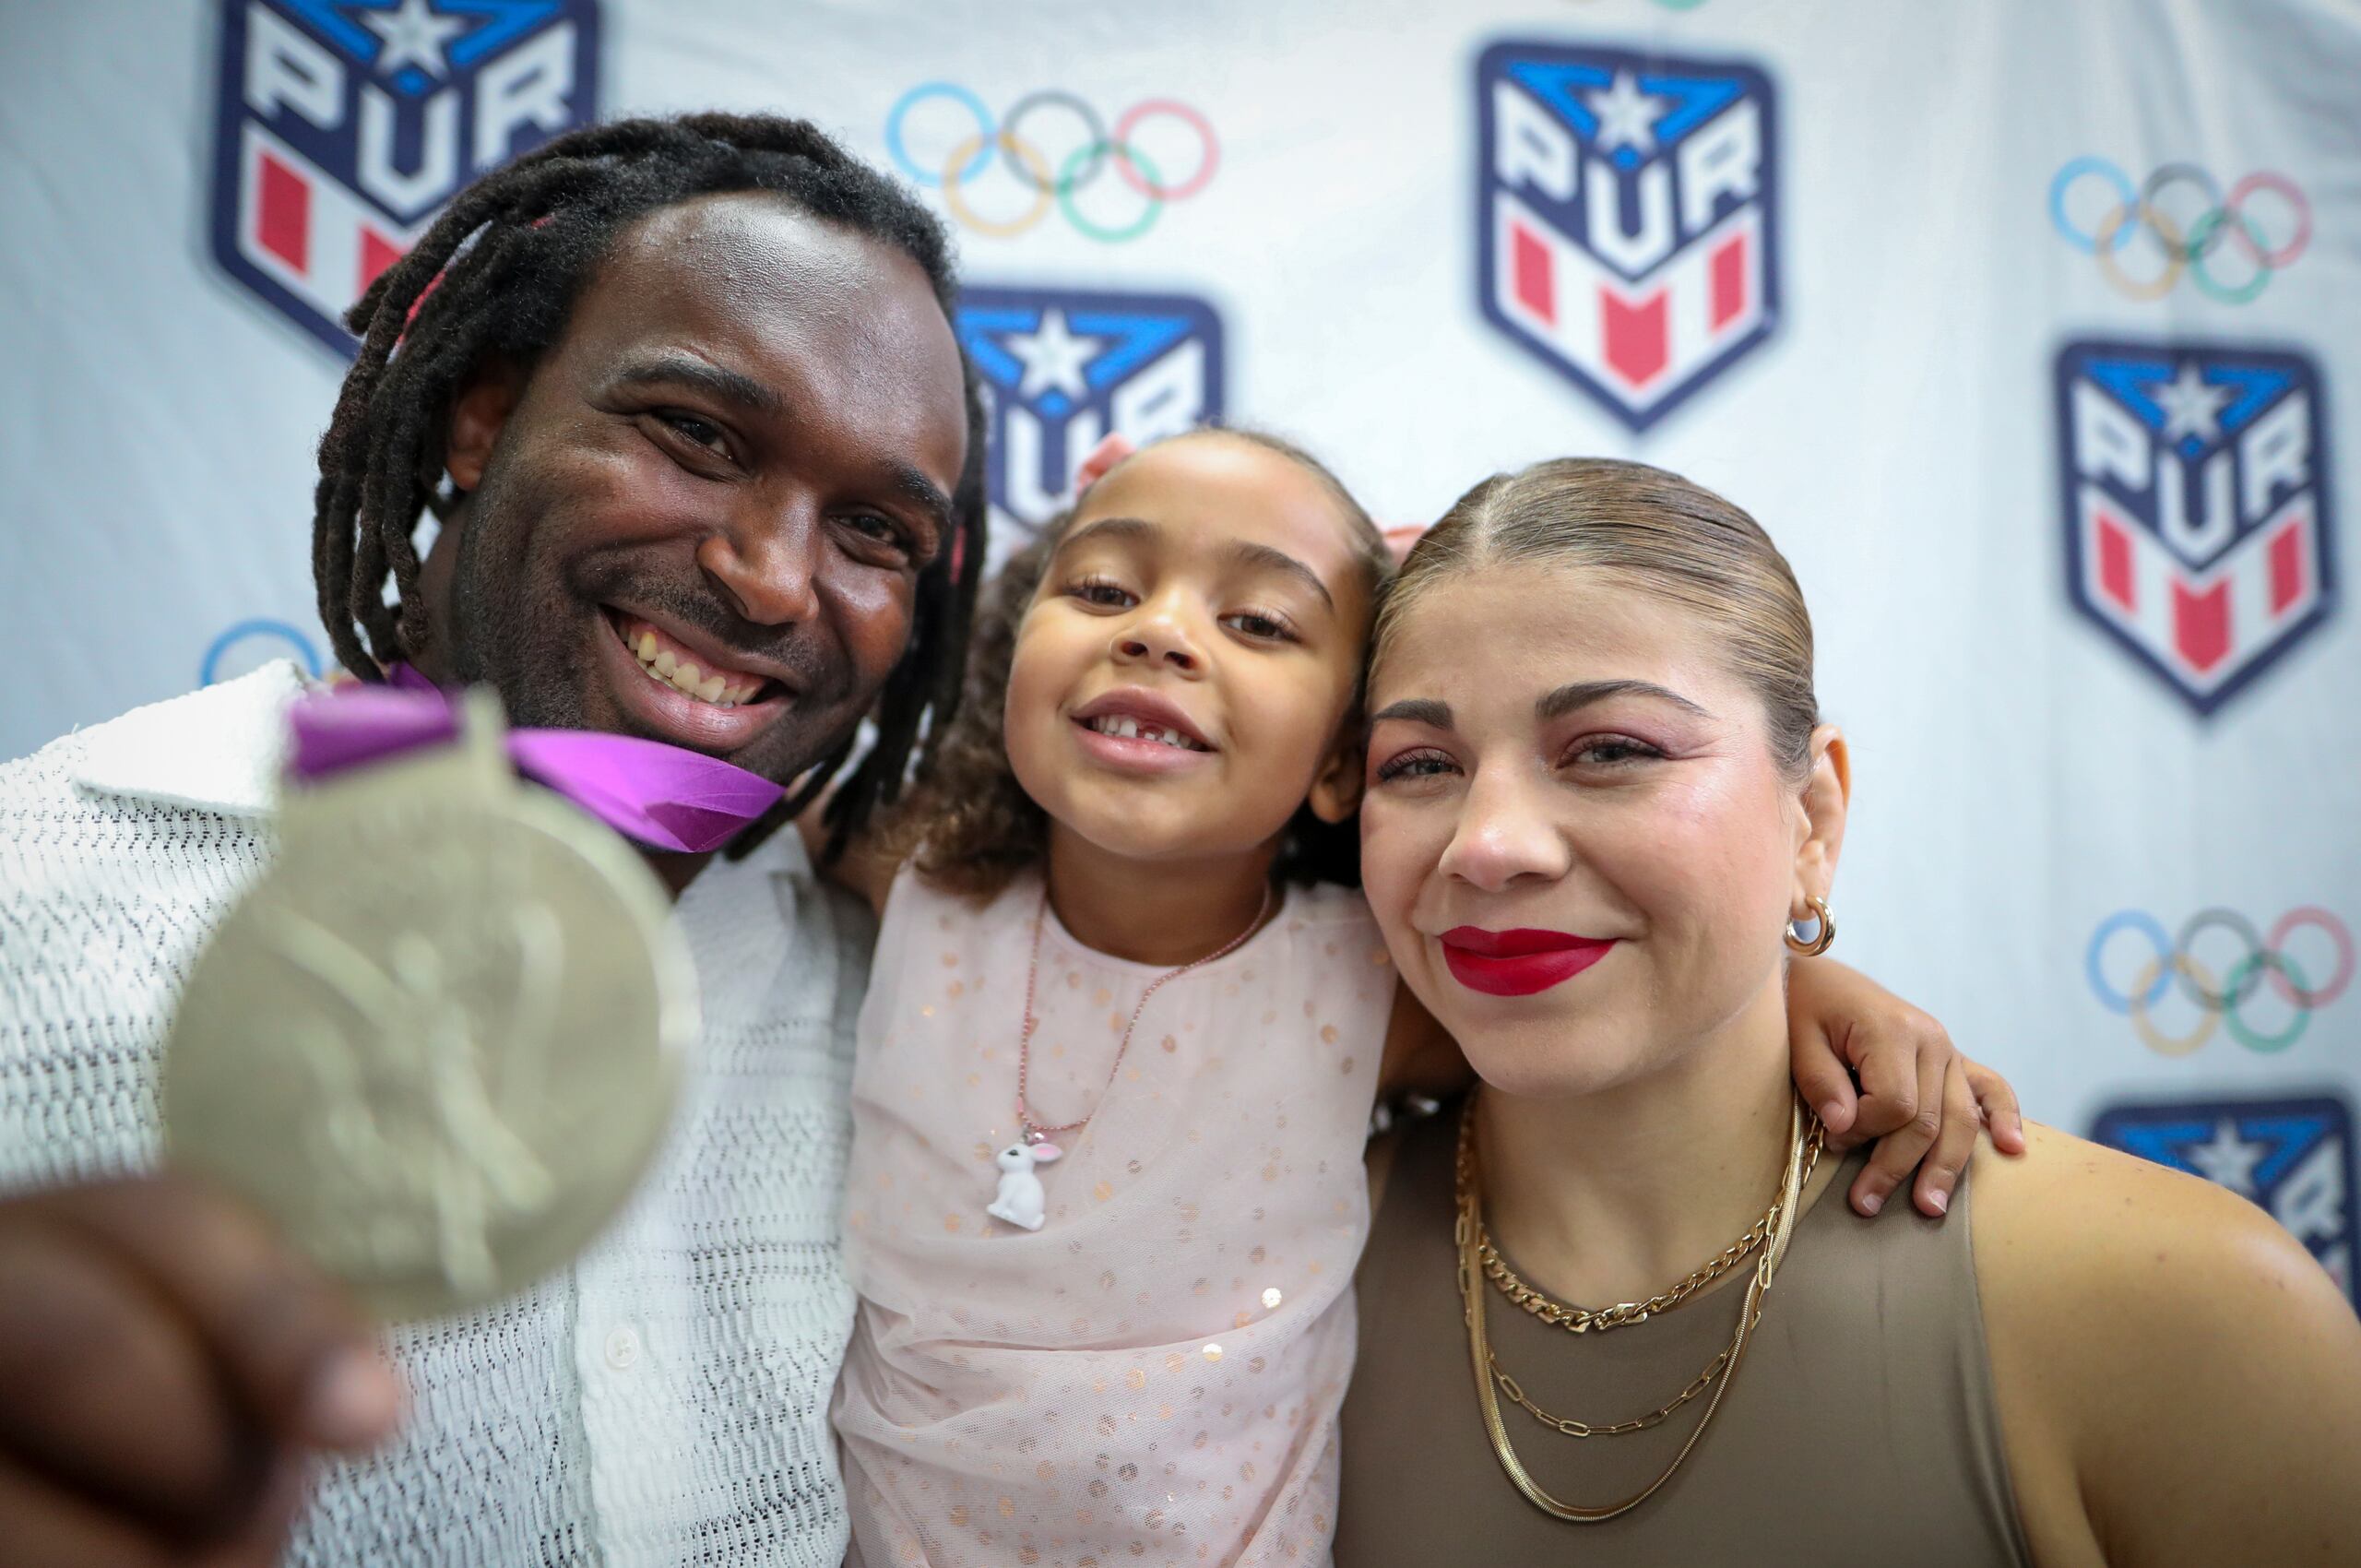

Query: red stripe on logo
[2173,577,2231,673]
[1710,231,1747,330]
[2269,513,2308,614]
[1601,289,1667,389]
[1513,225,1555,326]
[2096,512,2136,612]
[359,227,404,298]
[257,152,310,275]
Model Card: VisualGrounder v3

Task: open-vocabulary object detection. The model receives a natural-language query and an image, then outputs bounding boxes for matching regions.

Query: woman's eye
[1373,749,1458,784]
[1564,736,1664,767]
[1221,610,1296,642]
[842,514,901,546]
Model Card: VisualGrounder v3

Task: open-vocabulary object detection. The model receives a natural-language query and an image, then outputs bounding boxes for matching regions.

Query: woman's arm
[1976,1124,2361,1568]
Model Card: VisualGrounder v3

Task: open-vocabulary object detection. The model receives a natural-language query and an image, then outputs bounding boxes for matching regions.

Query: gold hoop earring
[1786,896,1835,956]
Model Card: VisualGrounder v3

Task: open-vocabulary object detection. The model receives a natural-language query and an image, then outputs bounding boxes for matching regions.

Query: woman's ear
[444,355,525,493]
[1308,726,1366,825]
[1791,724,1850,913]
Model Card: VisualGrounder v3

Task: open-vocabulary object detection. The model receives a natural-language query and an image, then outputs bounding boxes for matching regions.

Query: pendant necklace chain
[1013,878,1274,1143]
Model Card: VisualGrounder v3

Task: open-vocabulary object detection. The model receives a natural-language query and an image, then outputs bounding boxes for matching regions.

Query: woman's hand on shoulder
[1784,956,2025,1219]
[1975,1124,2361,1568]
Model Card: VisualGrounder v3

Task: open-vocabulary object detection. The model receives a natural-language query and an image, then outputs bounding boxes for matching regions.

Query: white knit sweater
[0,663,872,1566]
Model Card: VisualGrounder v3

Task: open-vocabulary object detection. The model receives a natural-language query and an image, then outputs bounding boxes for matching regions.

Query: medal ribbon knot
[285,664,785,854]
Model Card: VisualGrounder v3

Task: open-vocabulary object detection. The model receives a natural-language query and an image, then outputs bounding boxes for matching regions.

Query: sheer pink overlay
[836,871,1393,1567]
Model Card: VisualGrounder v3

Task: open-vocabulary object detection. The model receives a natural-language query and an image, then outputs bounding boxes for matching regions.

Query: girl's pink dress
[834,869,1393,1567]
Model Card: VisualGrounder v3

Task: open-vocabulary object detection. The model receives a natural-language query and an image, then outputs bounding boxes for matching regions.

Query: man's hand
[1786,956,2026,1220]
[0,1175,401,1564]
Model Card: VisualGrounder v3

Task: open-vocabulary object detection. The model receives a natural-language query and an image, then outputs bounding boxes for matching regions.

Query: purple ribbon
[286,664,785,854]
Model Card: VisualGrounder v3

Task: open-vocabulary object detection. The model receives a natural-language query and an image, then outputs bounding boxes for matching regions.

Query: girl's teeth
[1088,715,1198,750]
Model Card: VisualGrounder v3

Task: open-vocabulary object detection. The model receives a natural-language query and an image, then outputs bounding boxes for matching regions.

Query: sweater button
[603,1325,642,1372]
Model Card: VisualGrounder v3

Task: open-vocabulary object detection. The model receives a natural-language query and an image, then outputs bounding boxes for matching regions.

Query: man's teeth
[629,627,763,707]
[1086,715,1205,751]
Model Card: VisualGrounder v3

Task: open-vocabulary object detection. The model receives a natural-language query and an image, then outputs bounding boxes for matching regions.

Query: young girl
[824,430,2011,1567]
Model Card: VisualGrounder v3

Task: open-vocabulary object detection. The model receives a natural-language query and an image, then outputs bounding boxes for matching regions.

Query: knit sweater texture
[0,663,873,1566]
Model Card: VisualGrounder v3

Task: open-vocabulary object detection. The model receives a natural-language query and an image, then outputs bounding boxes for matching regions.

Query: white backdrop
[3,0,2355,1300]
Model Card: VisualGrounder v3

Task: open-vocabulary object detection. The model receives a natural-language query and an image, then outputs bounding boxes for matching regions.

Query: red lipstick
[1438,927,1617,996]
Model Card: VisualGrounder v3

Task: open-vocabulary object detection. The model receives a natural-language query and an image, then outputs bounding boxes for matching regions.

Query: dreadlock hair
[882,427,1394,900]
[311,112,989,861]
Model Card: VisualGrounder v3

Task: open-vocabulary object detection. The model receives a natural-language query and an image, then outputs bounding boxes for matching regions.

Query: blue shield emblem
[1477,42,1780,431]
[957,286,1225,564]
[209,0,600,354]
[2057,339,2335,715]
[2092,1097,2356,1309]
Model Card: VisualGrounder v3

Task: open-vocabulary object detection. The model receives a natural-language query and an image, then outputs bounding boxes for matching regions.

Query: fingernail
[1926,1188,1950,1215]
[305,1350,398,1446]
[1819,1100,1848,1128]
[1857,1191,1882,1215]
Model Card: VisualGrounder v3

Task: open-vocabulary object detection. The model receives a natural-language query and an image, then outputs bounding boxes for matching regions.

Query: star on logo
[2151,361,2234,447]
[362,0,469,79]
[1005,309,1101,403]
[1584,70,1668,156]
[2185,1118,2267,1197]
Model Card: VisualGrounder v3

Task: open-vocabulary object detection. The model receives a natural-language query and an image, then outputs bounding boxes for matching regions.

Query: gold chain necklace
[1454,1091,1821,1520]
[1474,1165,1791,1335]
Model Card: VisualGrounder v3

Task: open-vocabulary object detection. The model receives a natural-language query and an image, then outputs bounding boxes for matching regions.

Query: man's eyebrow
[885,462,955,537]
[615,354,781,416]
[1054,518,1335,611]
[1536,680,1712,720]
[1370,698,1453,729]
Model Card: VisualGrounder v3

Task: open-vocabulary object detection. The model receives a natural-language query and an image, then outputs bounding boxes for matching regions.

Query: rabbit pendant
[986,1137,1063,1231]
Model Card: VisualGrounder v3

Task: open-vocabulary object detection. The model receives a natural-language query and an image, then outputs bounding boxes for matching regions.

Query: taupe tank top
[1336,1110,2034,1565]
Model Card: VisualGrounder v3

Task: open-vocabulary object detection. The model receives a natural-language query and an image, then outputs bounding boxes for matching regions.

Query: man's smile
[596,605,794,753]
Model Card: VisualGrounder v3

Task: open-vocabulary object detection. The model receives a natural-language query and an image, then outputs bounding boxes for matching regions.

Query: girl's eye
[1220,609,1297,642]
[1373,748,1459,784]
[1562,735,1665,767]
[1066,575,1135,609]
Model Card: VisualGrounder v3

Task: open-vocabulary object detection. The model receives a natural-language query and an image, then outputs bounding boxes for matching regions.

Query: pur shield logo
[210,0,599,354]
[956,285,1224,567]
[1477,41,1779,431]
[2057,340,2334,715]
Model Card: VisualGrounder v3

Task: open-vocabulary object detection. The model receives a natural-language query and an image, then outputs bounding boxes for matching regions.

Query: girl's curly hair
[884,429,1394,899]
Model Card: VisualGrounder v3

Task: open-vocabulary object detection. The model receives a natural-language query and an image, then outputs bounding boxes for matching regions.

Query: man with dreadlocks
[0,113,986,1564]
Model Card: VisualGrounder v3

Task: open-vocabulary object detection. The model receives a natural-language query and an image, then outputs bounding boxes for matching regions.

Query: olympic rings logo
[199,618,322,685]
[2086,908,2353,1056]
[884,84,1219,244]
[2049,159,2311,303]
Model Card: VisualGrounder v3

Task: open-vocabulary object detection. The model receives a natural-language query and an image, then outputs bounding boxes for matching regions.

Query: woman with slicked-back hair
[1336,458,2361,1565]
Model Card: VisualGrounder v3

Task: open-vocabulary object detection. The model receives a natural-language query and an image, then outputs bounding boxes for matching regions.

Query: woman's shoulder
[1971,1122,2361,1561]
[1972,1121,2336,1316]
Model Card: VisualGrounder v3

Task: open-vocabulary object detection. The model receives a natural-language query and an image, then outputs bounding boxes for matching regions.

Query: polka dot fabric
[835,870,1392,1566]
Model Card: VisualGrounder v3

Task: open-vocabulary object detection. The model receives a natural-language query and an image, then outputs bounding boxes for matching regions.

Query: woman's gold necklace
[1453,1091,1823,1521]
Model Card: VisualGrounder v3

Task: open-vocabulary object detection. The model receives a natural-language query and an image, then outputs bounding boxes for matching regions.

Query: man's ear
[1791,724,1851,913]
[1308,725,1366,825]
[444,355,526,493]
